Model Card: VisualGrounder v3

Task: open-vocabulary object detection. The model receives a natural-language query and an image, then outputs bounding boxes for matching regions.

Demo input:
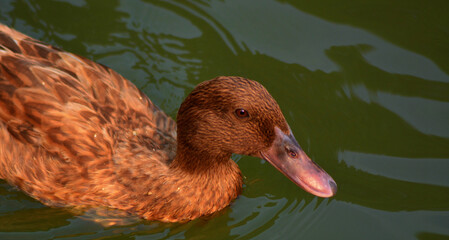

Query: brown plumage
[0,24,336,223]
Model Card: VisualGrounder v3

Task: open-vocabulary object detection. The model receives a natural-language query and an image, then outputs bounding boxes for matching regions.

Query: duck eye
[235,108,249,118]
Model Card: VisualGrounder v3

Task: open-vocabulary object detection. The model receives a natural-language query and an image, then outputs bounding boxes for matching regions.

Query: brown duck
[0,24,336,222]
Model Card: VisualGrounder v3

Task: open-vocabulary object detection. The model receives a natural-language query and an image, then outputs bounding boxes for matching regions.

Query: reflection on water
[340,151,449,187]
[281,0,449,78]
[0,0,448,239]
[193,0,449,83]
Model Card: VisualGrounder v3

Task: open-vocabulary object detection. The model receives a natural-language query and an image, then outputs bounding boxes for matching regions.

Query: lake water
[0,0,448,239]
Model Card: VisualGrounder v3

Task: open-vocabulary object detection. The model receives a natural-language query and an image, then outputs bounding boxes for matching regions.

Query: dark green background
[1,0,448,239]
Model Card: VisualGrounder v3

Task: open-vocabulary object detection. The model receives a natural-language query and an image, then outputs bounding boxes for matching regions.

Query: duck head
[175,76,337,198]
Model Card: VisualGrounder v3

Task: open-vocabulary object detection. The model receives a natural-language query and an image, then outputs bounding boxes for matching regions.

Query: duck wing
[0,24,176,205]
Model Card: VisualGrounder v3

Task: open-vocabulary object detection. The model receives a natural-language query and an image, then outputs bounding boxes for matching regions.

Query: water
[1,0,448,239]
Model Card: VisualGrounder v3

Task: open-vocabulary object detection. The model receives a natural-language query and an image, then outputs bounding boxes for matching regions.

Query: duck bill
[258,127,337,198]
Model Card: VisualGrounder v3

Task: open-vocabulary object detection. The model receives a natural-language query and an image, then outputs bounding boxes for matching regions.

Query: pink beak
[257,127,337,198]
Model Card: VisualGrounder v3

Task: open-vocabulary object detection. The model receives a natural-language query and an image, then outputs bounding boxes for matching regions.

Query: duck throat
[150,148,243,221]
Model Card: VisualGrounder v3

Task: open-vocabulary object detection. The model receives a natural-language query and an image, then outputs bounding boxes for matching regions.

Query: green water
[1,0,448,239]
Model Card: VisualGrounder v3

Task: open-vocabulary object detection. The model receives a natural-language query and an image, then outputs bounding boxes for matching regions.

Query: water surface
[0,0,448,239]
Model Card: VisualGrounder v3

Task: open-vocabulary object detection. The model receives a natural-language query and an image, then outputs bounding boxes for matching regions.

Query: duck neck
[155,145,243,221]
[170,144,244,195]
[170,144,232,173]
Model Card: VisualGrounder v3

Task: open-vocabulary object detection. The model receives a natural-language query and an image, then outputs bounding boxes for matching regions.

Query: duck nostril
[287,149,298,159]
